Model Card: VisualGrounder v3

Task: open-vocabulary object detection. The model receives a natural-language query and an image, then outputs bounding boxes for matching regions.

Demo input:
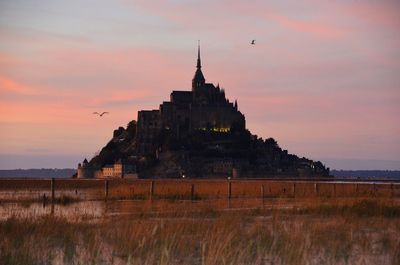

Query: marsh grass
[0,194,79,207]
[0,198,399,265]
[293,198,400,218]
[53,195,78,205]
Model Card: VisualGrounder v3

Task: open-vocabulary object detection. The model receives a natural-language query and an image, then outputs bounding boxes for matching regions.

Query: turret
[77,158,94,179]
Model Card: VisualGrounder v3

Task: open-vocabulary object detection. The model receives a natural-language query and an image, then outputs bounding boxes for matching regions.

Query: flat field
[1,179,399,264]
[1,197,400,265]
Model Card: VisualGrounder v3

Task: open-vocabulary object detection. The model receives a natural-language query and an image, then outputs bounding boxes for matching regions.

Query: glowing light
[196,127,230,133]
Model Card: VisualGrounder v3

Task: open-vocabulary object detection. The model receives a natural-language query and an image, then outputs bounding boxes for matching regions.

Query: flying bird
[93,111,109,117]
[251,40,255,45]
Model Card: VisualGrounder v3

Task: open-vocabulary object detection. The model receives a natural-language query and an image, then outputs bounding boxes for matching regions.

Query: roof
[193,68,205,83]
[170,90,193,103]
[171,90,192,96]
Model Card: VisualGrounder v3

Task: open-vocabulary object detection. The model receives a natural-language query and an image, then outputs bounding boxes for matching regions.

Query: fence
[0,178,400,202]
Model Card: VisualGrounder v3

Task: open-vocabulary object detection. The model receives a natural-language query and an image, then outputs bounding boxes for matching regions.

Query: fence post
[228,181,232,200]
[104,180,109,200]
[261,185,265,199]
[314,183,318,196]
[261,185,265,208]
[333,184,336,197]
[51,178,55,204]
[293,183,296,198]
[149,180,154,200]
[391,184,394,198]
[191,184,195,201]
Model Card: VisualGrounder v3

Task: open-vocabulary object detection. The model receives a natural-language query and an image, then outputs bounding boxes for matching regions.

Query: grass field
[1,198,399,265]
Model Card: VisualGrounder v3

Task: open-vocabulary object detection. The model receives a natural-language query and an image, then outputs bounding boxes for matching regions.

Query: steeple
[196,42,201,69]
[192,41,205,90]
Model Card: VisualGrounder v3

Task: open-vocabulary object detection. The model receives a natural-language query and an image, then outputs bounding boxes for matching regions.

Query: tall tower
[192,42,205,90]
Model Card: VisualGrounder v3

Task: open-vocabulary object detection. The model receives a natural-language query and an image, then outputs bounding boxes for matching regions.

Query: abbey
[76,46,330,179]
[136,45,246,155]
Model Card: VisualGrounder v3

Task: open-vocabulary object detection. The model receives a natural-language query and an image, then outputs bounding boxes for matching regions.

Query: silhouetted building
[137,45,245,155]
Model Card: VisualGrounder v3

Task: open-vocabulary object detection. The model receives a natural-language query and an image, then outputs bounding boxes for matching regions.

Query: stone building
[137,45,246,155]
[77,158,136,179]
[77,158,94,179]
[101,159,136,178]
[137,110,162,155]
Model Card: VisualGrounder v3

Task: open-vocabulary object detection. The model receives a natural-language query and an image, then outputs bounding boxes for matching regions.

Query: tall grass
[0,199,399,265]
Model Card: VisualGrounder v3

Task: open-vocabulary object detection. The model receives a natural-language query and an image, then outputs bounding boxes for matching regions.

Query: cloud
[0,45,196,131]
[1,0,399,165]
[0,75,38,95]
[337,1,400,29]
[266,12,344,40]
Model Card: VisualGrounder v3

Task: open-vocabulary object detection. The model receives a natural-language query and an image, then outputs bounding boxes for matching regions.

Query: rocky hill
[87,120,329,178]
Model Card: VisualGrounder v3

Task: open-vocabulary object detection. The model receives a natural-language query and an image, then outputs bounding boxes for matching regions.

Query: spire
[197,40,201,69]
[192,40,205,90]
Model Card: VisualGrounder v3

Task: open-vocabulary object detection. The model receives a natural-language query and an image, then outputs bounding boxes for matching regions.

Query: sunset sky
[1,0,399,170]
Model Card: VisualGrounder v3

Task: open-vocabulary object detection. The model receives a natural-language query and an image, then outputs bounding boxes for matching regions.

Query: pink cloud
[266,12,344,40]
[0,75,38,95]
[0,45,197,134]
[338,1,400,29]
[132,1,345,40]
[1,1,399,161]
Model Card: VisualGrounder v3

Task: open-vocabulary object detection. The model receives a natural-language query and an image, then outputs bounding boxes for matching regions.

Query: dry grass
[0,198,399,265]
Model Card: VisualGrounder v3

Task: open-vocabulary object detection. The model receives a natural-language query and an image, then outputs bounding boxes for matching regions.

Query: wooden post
[42,193,46,207]
[191,184,195,201]
[333,184,336,197]
[228,181,232,200]
[261,185,265,208]
[51,178,55,203]
[314,183,318,196]
[261,185,265,199]
[104,180,109,200]
[149,180,154,200]
[293,183,296,198]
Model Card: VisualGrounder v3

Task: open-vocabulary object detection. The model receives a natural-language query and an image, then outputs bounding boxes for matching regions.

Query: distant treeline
[331,170,400,178]
[0,168,75,178]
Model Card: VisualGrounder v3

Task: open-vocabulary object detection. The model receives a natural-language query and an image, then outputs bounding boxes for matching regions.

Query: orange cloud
[0,75,38,95]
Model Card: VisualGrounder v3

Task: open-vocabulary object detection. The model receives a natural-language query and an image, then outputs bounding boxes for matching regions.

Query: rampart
[0,178,399,202]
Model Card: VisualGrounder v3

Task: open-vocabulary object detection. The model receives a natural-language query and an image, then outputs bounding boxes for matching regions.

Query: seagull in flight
[251,40,255,45]
[93,111,109,117]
